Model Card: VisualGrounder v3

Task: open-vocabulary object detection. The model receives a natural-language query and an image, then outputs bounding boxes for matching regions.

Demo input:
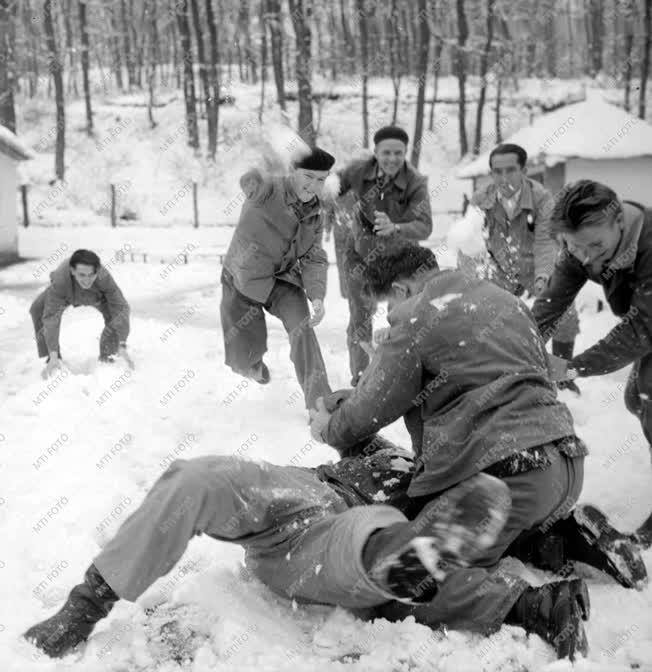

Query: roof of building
[457,93,652,179]
[0,125,32,161]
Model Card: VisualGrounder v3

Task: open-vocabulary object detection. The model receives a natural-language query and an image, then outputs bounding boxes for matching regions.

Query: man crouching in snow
[309,243,647,659]
[220,145,334,410]
[29,249,132,377]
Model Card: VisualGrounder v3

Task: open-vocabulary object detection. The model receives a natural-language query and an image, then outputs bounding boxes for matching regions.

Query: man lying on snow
[309,243,648,657]
[29,248,132,378]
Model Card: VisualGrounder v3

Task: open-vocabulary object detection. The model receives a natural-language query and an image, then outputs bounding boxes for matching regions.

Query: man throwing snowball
[30,249,132,377]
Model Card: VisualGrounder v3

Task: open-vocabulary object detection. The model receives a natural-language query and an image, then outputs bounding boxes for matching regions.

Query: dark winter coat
[322,270,584,498]
[533,201,652,376]
[223,170,328,304]
[337,157,433,262]
[40,259,130,353]
[471,177,557,294]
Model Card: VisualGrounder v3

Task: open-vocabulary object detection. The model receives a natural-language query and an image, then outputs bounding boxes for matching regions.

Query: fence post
[192,181,199,228]
[20,185,30,227]
[110,184,117,228]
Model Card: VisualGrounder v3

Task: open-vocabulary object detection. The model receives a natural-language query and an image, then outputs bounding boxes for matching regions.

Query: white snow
[429,293,463,311]
[0,123,32,160]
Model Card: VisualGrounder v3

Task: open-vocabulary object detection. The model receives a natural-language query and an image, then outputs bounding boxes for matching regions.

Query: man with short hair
[470,143,581,392]
[336,126,434,385]
[221,146,334,409]
[29,249,131,377]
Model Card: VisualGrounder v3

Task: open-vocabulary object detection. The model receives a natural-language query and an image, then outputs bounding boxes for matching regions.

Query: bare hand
[309,299,325,327]
[374,327,391,345]
[42,354,62,380]
[309,397,332,443]
[373,211,396,237]
[533,275,549,298]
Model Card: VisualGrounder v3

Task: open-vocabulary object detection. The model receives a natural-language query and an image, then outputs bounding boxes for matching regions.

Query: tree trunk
[108,4,124,91]
[191,0,212,148]
[339,0,355,74]
[288,0,315,145]
[146,0,157,128]
[624,4,635,112]
[63,0,77,96]
[455,0,469,157]
[588,0,604,75]
[389,0,402,126]
[495,75,502,143]
[176,0,199,148]
[267,0,286,112]
[328,4,338,80]
[410,0,429,167]
[0,0,16,132]
[473,0,495,155]
[544,0,557,77]
[78,0,92,134]
[357,0,369,148]
[44,0,65,180]
[428,38,443,131]
[205,0,220,158]
[121,0,136,88]
[259,0,267,122]
[640,0,652,119]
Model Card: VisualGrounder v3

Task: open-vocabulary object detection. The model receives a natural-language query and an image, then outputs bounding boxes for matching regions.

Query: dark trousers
[332,224,351,300]
[220,272,331,409]
[624,353,652,448]
[29,290,120,359]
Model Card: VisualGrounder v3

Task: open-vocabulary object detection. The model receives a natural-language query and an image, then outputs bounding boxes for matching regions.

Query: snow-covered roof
[0,124,32,161]
[457,94,652,179]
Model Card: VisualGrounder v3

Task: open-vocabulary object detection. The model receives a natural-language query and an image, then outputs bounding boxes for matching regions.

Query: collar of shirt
[497,188,522,216]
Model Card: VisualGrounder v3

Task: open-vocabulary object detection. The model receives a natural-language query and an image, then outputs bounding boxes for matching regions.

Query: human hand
[309,299,325,327]
[42,353,62,380]
[309,397,332,443]
[547,354,578,383]
[373,211,396,237]
[374,327,391,345]
[533,275,549,298]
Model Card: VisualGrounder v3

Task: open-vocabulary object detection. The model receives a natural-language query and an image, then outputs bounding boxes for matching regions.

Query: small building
[0,125,31,264]
[456,95,652,205]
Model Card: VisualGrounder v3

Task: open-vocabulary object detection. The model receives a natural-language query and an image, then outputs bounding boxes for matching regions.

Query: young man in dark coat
[532,179,652,545]
[221,146,334,409]
[336,126,434,385]
[29,249,131,377]
[470,143,580,393]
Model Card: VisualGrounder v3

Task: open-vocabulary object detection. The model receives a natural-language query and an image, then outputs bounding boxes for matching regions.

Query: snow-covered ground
[1,225,652,672]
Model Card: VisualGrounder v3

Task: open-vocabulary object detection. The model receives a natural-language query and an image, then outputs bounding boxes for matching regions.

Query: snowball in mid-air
[446,205,487,258]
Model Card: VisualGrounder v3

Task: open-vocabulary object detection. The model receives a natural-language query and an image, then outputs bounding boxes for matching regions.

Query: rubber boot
[23,564,118,658]
[505,579,590,660]
[362,473,511,604]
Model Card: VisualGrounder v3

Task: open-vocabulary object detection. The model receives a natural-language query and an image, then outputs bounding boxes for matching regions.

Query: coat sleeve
[323,322,423,451]
[532,249,588,343]
[299,218,328,302]
[395,176,433,240]
[101,271,131,342]
[42,287,69,353]
[571,248,652,376]
[533,188,558,281]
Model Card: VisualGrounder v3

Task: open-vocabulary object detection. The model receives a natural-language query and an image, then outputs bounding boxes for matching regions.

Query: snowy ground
[1,225,652,672]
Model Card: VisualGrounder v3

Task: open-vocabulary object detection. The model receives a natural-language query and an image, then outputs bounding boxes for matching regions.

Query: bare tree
[411,0,430,167]
[640,0,651,119]
[121,0,136,88]
[205,0,220,158]
[0,0,16,132]
[266,0,286,113]
[191,0,213,148]
[288,0,315,145]
[79,0,92,135]
[624,0,635,112]
[145,0,158,128]
[259,0,267,122]
[588,0,604,75]
[176,0,199,148]
[340,0,355,74]
[455,0,469,156]
[388,0,403,125]
[357,0,369,148]
[473,0,496,155]
[44,0,65,179]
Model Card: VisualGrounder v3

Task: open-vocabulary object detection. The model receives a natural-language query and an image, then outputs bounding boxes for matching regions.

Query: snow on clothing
[220,170,331,407]
[470,177,579,343]
[533,201,652,445]
[337,157,433,383]
[29,259,130,358]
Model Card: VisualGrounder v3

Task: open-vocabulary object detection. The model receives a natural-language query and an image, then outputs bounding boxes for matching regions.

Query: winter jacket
[533,201,652,376]
[337,157,433,262]
[322,269,584,498]
[470,177,557,295]
[40,259,130,353]
[223,170,328,304]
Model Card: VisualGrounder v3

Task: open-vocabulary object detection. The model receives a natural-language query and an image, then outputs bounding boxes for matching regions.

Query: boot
[248,361,270,384]
[23,564,118,658]
[635,511,652,550]
[505,579,590,660]
[363,473,510,603]
[552,341,581,395]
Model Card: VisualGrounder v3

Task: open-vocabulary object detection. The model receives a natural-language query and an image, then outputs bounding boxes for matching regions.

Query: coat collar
[362,157,409,191]
[603,202,645,272]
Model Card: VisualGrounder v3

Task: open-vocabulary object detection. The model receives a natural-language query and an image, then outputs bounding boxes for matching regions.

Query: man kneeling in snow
[29,249,132,377]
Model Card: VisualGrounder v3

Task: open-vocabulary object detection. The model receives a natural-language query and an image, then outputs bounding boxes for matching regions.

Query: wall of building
[0,152,18,262]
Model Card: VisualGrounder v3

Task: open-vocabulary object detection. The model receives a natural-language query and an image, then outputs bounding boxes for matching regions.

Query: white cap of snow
[456,93,652,179]
[0,124,32,161]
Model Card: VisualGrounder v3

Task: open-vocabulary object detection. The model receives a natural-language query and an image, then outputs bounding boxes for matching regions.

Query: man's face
[71,263,98,289]
[490,152,525,198]
[374,139,407,177]
[291,168,329,203]
[560,214,623,271]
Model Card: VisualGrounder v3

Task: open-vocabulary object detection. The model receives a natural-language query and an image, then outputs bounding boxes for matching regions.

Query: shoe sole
[574,505,648,590]
[552,579,590,660]
[369,473,511,603]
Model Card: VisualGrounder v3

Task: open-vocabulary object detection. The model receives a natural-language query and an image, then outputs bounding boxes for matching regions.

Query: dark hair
[489,143,528,169]
[366,244,439,297]
[69,249,101,271]
[550,180,621,234]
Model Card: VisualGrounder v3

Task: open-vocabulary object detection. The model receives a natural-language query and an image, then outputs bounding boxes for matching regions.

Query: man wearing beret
[220,146,335,410]
[337,125,434,385]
